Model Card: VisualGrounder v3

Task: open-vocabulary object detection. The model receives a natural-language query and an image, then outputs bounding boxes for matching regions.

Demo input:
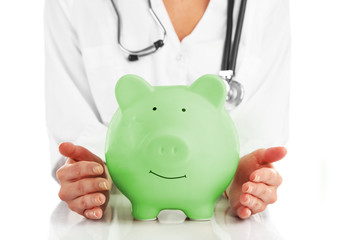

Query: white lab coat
[44,0,291,179]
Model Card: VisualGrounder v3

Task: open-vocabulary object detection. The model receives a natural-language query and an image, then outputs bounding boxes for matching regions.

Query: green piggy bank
[105,74,239,220]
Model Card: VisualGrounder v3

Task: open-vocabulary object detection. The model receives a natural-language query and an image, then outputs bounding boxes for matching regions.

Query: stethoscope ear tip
[154,40,164,49]
[128,55,139,61]
[127,40,164,61]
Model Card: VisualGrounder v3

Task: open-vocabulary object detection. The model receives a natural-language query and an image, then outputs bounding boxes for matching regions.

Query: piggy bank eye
[153,107,157,111]
[182,108,186,112]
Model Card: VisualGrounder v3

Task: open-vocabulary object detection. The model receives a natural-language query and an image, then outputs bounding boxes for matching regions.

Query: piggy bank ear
[115,74,153,109]
[189,74,227,108]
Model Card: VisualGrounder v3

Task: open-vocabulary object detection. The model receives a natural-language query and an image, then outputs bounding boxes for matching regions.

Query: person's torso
[67,0,289,156]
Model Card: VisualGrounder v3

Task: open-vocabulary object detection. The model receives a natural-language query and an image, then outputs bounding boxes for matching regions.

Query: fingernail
[99,181,109,190]
[245,196,250,204]
[95,195,101,204]
[96,195,105,204]
[253,175,260,182]
[245,208,252,217]
[85,211,92,218]
[246,185,252,193]
[93,211,100,219]
[93,166,102,174]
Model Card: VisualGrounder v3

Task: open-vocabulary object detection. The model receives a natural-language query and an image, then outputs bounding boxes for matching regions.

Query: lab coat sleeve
[44,0,107,181]
[231,0,291,157]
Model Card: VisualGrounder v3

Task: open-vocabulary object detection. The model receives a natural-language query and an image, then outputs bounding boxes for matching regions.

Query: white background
[0,0,338,239]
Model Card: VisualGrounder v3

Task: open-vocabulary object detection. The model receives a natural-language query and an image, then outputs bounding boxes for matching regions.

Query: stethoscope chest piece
[225,80,244,111]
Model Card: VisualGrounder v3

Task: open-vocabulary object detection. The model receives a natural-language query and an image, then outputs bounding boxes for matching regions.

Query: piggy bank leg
[132,204,160,221]
[184,204,214,220]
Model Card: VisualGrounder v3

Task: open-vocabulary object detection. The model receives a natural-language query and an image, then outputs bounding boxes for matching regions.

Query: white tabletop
[48,190,282,240]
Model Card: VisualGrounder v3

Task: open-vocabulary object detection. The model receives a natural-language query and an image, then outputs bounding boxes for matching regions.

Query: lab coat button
[176,54,183,61]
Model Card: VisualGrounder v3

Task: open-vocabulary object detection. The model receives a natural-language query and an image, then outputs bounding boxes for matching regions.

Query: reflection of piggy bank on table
[105,74,239,220]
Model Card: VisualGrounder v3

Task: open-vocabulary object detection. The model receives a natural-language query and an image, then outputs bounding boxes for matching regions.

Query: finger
[65,157,76,164]
[236,206,252,219]
[255,147,287,165]
[59,142,102,163]
[67,193,106,215]
[250,168,283,186]
[58,177,111,201]
[56,161,104,182]
[242,182,277,204]
[84,207,103,220]
[240,193,267,214]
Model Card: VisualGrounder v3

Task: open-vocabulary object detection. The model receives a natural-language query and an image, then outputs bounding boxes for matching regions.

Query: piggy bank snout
[147,135,189,162]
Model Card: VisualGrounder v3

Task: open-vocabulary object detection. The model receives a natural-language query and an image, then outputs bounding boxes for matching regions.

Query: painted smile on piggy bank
[149,170,187,179]
[105,74,239,220]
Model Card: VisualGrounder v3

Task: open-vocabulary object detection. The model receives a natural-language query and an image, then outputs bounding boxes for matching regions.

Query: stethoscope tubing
[222,0,234,73]
[110,0,167,57]
[221,0,247,81]
[229,0,247,74]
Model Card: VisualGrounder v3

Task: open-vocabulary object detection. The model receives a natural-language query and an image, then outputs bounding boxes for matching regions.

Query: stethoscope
[110,0,247,110]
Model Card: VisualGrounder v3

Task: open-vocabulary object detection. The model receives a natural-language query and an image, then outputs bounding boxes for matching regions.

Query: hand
[56,142,112,219]
[226,147,286,219]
